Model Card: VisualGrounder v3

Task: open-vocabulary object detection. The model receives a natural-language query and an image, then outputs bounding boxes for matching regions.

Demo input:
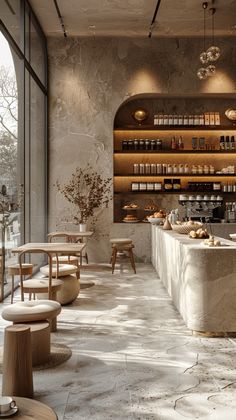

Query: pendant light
[197,2,209,79]
[207,8,220,62]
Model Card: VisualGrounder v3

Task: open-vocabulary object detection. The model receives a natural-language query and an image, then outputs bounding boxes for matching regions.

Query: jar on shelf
[209,165,215,174]
[151,163,157,174]
[128,140,134,150]
[156,164,162,174]
[134,139,139,150]
[213,182,221,191]
[173,164,178,174]
[122,140,128,150]
[162,164,167,174]
[139,163,145,174]
[184,164,189,174]
[198,165,203,174]
[191,165,197,174]
[147,182,154,190]
[154,182,162,191]
[173,179,181,190]
[164,179,173,190]
[139,139,145,150]
[183,115,189,125]
[179,164,184,174]
[167,164,173,174]
[150,140,157,150]
[156,139,162,150]
[139,182,147,191]
[203,165,209,174]
[145,163,151,174]
[131,182,139,191]
[133,164,139,174]
[145,139,150,150]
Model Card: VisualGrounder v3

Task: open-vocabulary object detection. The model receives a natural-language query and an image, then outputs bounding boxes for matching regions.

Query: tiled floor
[0,262,236,419]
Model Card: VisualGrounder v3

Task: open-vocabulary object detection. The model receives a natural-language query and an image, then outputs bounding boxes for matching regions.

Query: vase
[79,223,87,232]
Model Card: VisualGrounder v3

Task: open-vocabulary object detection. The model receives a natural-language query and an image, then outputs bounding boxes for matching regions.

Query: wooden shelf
[114,125,235,131]
[114,190,236,195]
[114,150,236,154]
[114,173,236,177]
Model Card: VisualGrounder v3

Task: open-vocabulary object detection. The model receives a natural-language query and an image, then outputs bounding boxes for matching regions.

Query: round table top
[10,397,57,420]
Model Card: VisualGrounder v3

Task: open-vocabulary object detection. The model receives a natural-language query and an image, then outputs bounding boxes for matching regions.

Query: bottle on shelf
[171,136,177,150]
[219,136,225,150]
[178,136,184,149]
[230,136,235,150]
[225,136,230,150]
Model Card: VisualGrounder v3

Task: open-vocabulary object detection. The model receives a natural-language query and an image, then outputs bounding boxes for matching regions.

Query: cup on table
[0,396,16,413]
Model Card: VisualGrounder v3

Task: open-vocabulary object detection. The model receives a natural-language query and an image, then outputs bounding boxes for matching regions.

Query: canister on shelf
[145,139,150,150]
[154,182,162,190]
[162,164,167,174]
[167,164,173,174]
[145,163,151,174]
[184,164,189,174]
[131,182,139,191]
[156,164,162,174]
[139,163,145,174]
[133,164,139,174]
[128,140,134,150]
[151,163,157,174]
[139,139,145,150]
[139,182,147,191]
[147,182,154,190]
[150,140,157,150]
[156,139,162,150]
[134,139,139,150]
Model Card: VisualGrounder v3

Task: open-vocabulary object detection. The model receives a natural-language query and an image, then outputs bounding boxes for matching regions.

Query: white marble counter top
[151,226,236,333]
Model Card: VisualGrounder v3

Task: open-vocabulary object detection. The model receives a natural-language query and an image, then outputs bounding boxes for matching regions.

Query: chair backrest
[47,233,71,243]
[18,249,53,300]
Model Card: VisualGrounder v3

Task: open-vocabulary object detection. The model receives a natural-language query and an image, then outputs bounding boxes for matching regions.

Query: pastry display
[203,235,221,246]
[149,210,166,218]
[123,203,138,210]
[189,228,209,239]
[123,214,139,223]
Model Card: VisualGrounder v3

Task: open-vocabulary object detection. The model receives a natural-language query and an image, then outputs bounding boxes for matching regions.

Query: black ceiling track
[53,0,67,38]
[148,0,162,38]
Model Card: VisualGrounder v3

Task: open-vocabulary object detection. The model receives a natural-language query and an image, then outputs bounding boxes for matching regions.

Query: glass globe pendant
[199,51,209,64]
[197,67,208,80]
[207,46,220,62]
[206,64,216,76]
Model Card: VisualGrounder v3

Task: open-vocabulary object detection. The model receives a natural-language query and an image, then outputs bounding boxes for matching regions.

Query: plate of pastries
[171,220,203,234]
[147,209,166,224]
[122,214,140,223]
[122,203,139,210]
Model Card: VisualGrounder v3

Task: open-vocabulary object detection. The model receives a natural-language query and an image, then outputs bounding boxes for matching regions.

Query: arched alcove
[113,93,236,223]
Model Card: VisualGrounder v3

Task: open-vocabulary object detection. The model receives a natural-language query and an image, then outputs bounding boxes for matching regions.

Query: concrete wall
[48,36,236,262]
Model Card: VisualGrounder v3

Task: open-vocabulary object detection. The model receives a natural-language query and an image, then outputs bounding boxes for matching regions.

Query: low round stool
[8,263,33,304]
[1,300,61,332]
[110,238,132,245]
[38,275,80,305]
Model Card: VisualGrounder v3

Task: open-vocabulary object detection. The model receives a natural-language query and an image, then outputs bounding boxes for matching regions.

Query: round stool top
[2,300,61,323]
[14,397,57,420]
[40,264,78,277]
[8,263,34,269]
[110,238,132,244]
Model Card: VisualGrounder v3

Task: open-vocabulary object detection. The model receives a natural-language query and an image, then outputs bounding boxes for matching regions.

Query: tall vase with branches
[56,164,112,229]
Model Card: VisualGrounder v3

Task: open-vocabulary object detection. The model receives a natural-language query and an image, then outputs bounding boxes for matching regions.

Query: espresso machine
[178,194,223,222]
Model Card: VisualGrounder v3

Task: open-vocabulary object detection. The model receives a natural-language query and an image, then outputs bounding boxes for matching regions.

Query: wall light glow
[128,69,161,94]
[202,70,235,93]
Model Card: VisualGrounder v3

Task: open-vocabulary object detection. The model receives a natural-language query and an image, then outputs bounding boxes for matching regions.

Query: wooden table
[47,231,93,265]
[11,243,85,299]
[12,397,57,419]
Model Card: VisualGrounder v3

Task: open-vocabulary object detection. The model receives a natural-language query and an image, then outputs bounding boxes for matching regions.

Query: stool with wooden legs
[8,263,33,304]
[110,238,136,274]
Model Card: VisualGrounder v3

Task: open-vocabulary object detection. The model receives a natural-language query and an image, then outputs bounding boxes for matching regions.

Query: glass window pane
[0,0,22,49]
[29,17,46,85]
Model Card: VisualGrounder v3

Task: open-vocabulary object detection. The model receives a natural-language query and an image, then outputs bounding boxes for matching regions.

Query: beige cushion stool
[38,275,80,305]
[40,263,79,279]
[23,278,63,301]
[1,300,61,332]
[8,263,34,304]
[52,255,79,267]
[110,238,136,274]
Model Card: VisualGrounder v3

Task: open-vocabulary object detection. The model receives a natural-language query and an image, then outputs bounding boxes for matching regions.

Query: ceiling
[28,0,236,37]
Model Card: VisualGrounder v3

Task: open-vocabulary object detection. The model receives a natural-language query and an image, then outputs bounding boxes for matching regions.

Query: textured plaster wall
[48,36,236,262]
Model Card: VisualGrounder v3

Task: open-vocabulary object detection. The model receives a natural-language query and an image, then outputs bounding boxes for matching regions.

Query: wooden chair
[48,233,80,267]
[8,263,33,304]
[18,249,63,301]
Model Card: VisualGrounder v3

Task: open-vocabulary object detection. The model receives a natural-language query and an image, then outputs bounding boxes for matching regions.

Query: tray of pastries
[123,214,140,223]
[122,203,139,210]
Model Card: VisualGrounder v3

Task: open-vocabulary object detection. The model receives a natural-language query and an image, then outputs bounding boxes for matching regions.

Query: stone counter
[151,226,236,333]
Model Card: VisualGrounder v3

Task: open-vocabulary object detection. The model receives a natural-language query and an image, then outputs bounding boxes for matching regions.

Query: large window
[0,0,47,300]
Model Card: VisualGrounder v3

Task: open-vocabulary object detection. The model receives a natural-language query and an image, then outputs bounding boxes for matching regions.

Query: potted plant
[56,164,112,231]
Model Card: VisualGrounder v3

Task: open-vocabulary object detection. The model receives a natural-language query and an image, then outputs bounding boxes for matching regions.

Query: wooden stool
[29,321,50,366]
[8,264,33,304]
[110,239,136,274]
[2,324,33,398]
